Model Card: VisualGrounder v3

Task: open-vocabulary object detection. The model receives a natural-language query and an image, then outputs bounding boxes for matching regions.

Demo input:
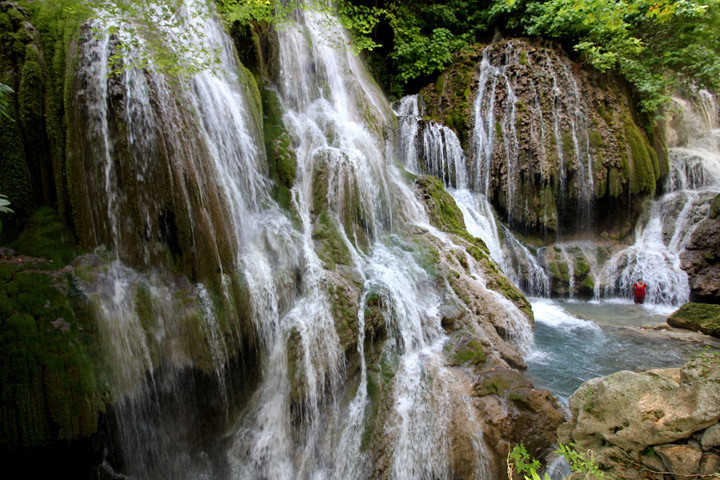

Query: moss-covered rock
[11,207,75,266]
[711,193,720,220]
[414,174,532,319]
[667,303,720,338]
[312,211,353,269]
[414,175,466,233]
[0,257,104,448]
[420,38,664,240]
[261,86,296,211]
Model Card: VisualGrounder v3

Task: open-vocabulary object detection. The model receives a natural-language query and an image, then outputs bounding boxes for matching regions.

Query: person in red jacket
[632,279,647,304]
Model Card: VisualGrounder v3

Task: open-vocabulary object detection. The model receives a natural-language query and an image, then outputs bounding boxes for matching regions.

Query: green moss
[0,98,33,239]
[495,120,503,142]
[476,376,511,396]
[415,175,466,233]
[710,193,720,220]
[18,44,44,134]
[435,72,446,94]
[623,115,659,196]
[574,254,589,277]
[519,50,528,66]
[597,104,614,126]
[135,283,156,330]
[607,167,623,198]
[589,130,603,149]
[11,207,75,266]
[261,87,297,210]
[0,262,103,447]
[582,276,595,290]
[361,350,398,450]
[453,340,486,366]
[667,303,720,337]
[312,211,352,269]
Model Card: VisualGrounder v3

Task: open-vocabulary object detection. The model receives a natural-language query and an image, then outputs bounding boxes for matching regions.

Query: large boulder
[559,354,720,479]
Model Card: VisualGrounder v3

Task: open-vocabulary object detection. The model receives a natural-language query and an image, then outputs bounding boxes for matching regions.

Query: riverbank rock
[667,303,720,338]
[558,353,720,479]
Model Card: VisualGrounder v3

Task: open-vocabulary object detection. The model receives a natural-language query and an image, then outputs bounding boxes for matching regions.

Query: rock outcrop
[420,38,666,239]
[558,354,720,479]
[668,303,720,338]
[680,193,720,303]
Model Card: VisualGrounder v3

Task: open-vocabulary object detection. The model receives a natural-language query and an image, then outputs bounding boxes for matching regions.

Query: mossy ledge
[414,175,532,320]
[667,303,720,338]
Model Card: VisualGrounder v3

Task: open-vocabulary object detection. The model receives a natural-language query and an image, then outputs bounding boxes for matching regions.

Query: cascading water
[224,8,530,478]
[72,2,278,476]
[597,94,720,305]
[395,94,550,296]
[470,41,596,234]
[65,1,551,476]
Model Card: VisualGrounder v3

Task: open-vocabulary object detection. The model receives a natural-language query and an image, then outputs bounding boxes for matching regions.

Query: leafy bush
[507,442,607,480]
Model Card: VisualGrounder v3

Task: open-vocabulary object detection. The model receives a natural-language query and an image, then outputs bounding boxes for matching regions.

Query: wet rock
[699,452,720,475]
[474,368,565,474]
[420,38,663,240]
[680,212,720,303]
[667,303,720,338]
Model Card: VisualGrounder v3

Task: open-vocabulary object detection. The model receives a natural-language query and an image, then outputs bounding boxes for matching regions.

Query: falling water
[598,95,720,305]
[470,41,596,233]
[227,7,508,479]
[72,1,278,476]
[67,2,542,477]
[396,93,550,297]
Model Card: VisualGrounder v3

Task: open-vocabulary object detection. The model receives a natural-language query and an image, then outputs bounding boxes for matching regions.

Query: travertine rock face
[559,355,720,479]
[420,38,666,239]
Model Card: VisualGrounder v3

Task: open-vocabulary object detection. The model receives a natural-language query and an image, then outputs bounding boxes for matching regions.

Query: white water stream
[597,94,720,305]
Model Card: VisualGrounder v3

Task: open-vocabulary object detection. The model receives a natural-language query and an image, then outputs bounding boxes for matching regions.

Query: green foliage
[508,443,545,479]
[508,442,607,480]
[508,0,720,112]
[556,443,606,478]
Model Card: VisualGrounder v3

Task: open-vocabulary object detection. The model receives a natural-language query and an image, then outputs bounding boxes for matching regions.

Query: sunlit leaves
[516,0,720,111]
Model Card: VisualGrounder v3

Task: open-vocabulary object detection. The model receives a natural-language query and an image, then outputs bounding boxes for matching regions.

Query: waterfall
[597,95,720,305]
[395,92,550,297]
[65,2,545,476]
[71,2,284,477]
[470,41,596,234]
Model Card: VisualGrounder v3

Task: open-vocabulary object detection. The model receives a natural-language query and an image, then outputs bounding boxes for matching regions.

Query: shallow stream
[526,298,720,403]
